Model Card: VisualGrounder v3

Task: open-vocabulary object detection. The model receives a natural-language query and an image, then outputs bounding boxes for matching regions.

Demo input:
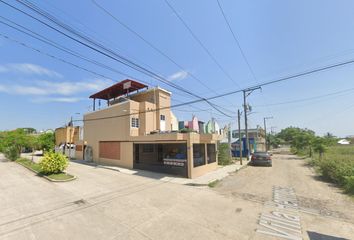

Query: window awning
[89,79,148,100]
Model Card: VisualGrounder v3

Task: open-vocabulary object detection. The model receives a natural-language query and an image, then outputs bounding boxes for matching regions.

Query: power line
[91,0,219,95]
[164,0,241,88]
[0,16,232,117]
[253,87,354,107]
[0,16,128,80]
[16,0,232,117]
[216,0,257,81]
[76,55,354,122]
[0,32,112,80]
[0,19,222,116]
[216,0,274,117]
[91,0,237,114]
[2,0,232,117]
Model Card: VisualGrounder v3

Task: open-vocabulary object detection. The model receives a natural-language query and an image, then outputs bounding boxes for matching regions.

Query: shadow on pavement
[307,231,349,240]
[70,159,182,180]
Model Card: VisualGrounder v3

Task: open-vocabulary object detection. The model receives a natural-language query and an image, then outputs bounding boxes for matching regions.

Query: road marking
[256,186,303,240]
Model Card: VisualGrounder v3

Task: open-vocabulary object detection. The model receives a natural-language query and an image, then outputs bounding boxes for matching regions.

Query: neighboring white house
[337,139,351,145]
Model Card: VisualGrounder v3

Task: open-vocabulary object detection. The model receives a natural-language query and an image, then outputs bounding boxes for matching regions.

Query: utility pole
[68,116,73,161]
[68,113,80,161]
[238,109,242,165]
[243,86,261,159]
[228,123,232,160]
[263,116,273,151]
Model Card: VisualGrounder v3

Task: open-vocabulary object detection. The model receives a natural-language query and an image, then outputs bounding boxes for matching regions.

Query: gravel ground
[214,152,354,239]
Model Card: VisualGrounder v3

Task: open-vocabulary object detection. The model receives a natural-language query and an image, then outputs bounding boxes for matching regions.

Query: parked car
[250,152,272,166]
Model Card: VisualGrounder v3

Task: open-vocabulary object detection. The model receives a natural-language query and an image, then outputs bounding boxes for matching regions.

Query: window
[207,144,216,163]
[160,115,166,121]
[193,144,206,167]
[142,144,154,153]
[131,118,139,128]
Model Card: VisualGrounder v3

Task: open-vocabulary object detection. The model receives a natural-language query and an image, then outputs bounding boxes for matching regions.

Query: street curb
[15,161,76,182]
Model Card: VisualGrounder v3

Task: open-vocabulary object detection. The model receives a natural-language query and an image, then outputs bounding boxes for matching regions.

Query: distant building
[230,127,266,156]
[54,126,81,146]
[337,139,350,145]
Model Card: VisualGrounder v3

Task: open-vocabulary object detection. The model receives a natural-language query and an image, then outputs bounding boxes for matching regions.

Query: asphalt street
[0,153,353,239]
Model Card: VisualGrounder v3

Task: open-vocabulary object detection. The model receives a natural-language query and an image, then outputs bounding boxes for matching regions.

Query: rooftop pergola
[89,79,148,111]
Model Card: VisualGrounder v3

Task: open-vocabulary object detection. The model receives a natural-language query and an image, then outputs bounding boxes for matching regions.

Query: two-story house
[82,79,221,178]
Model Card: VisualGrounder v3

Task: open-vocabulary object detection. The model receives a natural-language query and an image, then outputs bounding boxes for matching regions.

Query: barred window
[160,115,166,121]
[131,118,139,128]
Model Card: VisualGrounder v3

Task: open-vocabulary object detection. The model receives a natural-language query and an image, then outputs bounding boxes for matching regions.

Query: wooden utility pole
[68,116,73,161]
[263,116,273,151]
[243,87,261,159]
[238,109,242,165]
[228,123,232,160]
[243,91,249,159]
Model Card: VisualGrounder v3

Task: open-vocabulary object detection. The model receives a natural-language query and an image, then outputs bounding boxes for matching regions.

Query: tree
[277,127,301,144]
[267,134,284,149]
[277,127,317,155]
[312,137,327,160]
[0,129,32,160]
[37,132,55,152]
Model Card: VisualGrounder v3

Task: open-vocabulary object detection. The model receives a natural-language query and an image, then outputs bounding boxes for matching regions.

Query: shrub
[218,143,231,166]
[39,152,68,174]
[179,128,195,133]
[3,146,20,161]
[344,176,354,195]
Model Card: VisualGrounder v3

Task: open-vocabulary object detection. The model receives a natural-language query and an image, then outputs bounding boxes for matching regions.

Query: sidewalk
[72,159,250,186]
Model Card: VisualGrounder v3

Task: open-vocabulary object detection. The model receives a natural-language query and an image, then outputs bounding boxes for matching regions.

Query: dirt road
[214,152,354,239]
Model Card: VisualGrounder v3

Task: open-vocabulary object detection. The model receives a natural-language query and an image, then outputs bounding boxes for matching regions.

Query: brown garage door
[99,141,120,160]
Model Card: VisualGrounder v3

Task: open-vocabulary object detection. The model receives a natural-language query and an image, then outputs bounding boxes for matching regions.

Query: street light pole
[263,116,273,151]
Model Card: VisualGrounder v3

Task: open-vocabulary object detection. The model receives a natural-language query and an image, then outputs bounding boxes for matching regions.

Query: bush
[39,152,68,174]
[311,146,354,196]
[218,143,231,166]
[179,128,195,133]
[3,146,20,161]
[344,176,354,194]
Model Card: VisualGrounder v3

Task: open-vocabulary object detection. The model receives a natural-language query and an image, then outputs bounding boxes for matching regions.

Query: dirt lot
[214,152,354,239]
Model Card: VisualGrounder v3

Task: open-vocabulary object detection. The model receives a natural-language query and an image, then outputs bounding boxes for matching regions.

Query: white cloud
[13,86,48,95]
[0,79,114,97]
[0,63,62,78]
[31,97,85,103]
[0,84,8,93]
[168,70,188,81]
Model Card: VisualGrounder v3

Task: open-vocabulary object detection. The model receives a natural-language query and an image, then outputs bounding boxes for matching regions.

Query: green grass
[16,158,42,172]
[15,158,75,181]
[208,179,220,188]
[45,173,75,181]
[311,145,354,196]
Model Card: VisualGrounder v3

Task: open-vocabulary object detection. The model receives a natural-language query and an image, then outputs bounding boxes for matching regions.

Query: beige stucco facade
[83,86,221,178]
[55,126,80,146]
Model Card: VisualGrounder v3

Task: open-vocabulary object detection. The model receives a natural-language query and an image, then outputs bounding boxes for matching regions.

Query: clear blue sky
[1,0,354,137]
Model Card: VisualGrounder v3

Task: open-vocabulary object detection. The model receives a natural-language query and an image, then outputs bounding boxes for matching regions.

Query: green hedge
[218,143,231,166]
[312,146,354,195]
